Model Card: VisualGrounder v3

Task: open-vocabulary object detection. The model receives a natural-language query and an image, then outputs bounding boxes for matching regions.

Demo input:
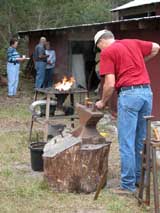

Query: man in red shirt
[94,29,160,194]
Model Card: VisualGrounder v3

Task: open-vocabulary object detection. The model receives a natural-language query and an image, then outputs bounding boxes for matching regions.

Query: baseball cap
[94,30,107,46]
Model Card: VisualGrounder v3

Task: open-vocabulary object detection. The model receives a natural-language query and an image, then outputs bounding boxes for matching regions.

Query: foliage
[0,0,129,41]
[0,0,129,73]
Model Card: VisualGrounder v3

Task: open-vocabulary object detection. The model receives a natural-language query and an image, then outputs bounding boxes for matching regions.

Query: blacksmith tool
[138,116,160,213]
[94,168,108,200]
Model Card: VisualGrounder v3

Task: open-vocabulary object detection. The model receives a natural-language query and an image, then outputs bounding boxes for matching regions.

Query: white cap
[94,30,107,46]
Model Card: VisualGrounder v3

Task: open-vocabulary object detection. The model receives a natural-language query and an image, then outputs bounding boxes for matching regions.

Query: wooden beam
[119,4,156,18]
[120,22,138,31]
[138,21,148,30]
[138,20,159,30]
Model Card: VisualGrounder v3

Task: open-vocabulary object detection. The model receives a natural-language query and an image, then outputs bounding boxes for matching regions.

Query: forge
[43,101,111,193]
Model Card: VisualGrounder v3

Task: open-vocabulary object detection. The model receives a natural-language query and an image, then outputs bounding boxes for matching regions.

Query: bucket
[29,142,46,171]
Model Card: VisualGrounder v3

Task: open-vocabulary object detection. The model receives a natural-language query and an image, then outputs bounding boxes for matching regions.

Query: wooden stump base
[43,136,111,193]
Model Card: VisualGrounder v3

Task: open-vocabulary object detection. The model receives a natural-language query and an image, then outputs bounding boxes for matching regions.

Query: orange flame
[54,76,75,91]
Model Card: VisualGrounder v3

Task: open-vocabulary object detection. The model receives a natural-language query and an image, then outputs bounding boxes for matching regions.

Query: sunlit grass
[0,104,30,120]
[0,130,147,213]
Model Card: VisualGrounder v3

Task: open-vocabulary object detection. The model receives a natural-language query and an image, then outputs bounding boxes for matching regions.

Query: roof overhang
[111,0,160,12]
[18,15,160,37]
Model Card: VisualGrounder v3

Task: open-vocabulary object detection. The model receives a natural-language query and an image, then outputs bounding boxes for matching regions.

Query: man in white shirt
[44,41,56,88]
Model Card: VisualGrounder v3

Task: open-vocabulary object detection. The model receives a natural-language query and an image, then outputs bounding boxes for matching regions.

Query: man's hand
[95,100,105,109]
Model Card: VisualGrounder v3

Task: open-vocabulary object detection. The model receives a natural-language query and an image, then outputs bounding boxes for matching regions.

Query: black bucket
[29,142,46,171]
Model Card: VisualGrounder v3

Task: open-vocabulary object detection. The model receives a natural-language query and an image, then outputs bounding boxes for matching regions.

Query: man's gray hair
[100,30,114,40]
[94,29,115,45]
[40,37,46,42]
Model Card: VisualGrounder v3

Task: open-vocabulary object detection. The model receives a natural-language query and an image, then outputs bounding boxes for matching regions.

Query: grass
[0,79,149,213]
[0,104,30,120]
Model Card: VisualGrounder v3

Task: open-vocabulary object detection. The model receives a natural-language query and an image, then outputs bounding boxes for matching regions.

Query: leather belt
[8,61,19,65]
[118,84,150,94]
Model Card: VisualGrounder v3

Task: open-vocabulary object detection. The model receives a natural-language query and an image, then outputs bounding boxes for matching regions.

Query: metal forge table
[29,88,88,142]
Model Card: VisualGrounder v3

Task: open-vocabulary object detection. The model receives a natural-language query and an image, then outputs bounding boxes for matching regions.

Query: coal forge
[43,102,111,193]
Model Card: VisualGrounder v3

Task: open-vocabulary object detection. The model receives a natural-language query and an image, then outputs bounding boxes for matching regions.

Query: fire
[54,76,75,91]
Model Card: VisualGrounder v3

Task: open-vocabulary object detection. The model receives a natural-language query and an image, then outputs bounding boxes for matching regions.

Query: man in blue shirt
[34,37,48,88]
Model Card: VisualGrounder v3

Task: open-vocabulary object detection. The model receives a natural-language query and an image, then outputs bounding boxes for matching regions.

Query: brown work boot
[110,187,136,196]
[14,93,21,98]
[7,95,14,98]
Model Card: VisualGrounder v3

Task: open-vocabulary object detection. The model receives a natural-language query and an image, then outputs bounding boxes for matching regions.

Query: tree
[0,0,130,67]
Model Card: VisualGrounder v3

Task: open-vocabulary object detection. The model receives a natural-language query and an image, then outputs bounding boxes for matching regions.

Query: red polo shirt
[99,39,152,90]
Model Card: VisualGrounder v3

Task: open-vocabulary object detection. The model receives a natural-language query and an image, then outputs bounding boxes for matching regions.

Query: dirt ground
[0,80,120,185]
[0,78,149,213]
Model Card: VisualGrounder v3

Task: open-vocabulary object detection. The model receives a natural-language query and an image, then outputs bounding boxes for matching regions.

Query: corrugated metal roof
[111,0,160,12]
[18,15,160,36]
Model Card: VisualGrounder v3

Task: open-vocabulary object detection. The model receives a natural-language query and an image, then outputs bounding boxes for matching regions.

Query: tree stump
[43,135,111,193]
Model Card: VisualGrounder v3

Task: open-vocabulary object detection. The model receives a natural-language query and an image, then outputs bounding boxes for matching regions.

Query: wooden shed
[111,0,160,20]
[18,24,103,90]
[18,1,160,118]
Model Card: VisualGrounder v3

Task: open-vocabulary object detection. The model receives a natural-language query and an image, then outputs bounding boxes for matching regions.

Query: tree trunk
[43,136,111,193]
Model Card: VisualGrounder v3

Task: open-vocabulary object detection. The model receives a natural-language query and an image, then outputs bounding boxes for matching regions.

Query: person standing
[7,38,26,97]
[44,41,56,88]
[34,37,48,88]
[94,29,160,194]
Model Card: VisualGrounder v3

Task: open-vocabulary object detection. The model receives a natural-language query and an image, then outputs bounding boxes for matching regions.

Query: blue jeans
[7,62,20,96]
[118,86,152,192]
[43,68,54,88]
[35,61,46,88]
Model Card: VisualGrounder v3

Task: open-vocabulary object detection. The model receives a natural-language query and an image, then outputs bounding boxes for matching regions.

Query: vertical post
[138,140,146,205]
[44,93,51,142]
[29,90,38,142]
[70,93,74,128]
[67,41,72,76]
[144,116,154,206]
[80,93,82,104]
[151,143,160,213]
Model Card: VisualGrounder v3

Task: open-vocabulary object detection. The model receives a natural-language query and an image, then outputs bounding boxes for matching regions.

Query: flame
[54,76,75,91]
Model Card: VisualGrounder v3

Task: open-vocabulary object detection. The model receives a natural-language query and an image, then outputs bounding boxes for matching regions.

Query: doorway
[70,41,99,90]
